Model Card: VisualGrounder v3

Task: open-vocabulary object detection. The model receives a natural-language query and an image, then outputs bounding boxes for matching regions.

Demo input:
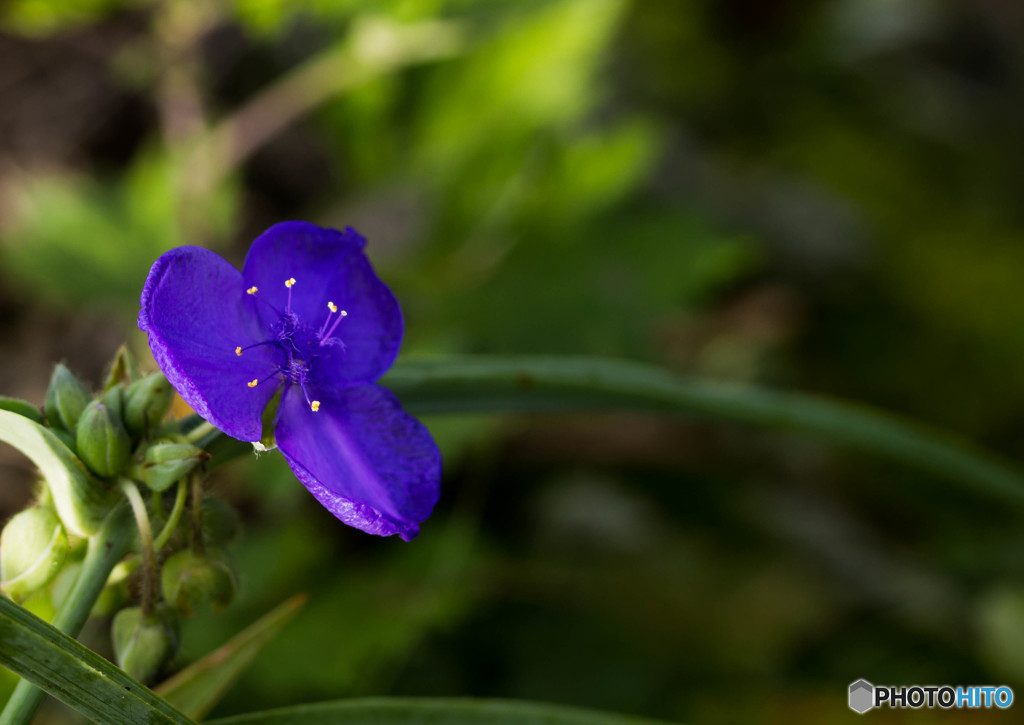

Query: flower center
[236,277,349,412]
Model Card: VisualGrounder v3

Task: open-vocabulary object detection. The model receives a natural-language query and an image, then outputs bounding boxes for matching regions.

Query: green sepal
[93,558,138,616]
[76,401,132,477]
[103,344,141,390]
[132,442,209,492]
[0,507,69,602]
[48,561,80,611]
[124,373,173,436]
[0,410,118,537]
[0,396,42,423]
[48,427,77,453]
[100,383,127,426]
[44,364,91,432]
[112,604,181,683]
[18,587,57,623]
[257,387,283,451]
[161,548,237,616]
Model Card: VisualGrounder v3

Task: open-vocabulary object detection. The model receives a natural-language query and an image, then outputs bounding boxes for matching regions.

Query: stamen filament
[234,340,278,357]
[317,301,342,338]
[285,277,296,313]
[246,371,280,389]
[298,380,319,412]
[321,309,348,344]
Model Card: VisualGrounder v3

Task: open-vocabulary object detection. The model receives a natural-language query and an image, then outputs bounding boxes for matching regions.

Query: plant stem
[0,504,134,725]
[183,420,216,443]
[152,488,167,520]
[154,477,188,552]
[189,474,205,555]
[120,480,156,617]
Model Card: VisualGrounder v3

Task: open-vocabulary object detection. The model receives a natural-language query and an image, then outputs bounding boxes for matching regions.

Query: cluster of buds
[0,347,242,683]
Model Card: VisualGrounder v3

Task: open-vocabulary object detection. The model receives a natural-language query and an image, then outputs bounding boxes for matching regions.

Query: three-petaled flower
[139,221,440,540]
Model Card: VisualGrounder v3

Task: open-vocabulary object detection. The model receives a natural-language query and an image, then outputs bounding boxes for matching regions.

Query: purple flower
[138,221,440,540]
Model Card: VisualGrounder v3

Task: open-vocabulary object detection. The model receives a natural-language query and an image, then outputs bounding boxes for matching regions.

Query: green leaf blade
[206,698,674,725]
[0,596,194,724]
[380,356,1024,506]
[0,410,119,537]
[155,594,307,721]
[0,398,41,423]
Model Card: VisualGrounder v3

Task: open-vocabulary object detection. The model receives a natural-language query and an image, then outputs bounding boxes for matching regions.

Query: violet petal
[275,382,441,540]
[139,245,278,441]
[242,222,402,385]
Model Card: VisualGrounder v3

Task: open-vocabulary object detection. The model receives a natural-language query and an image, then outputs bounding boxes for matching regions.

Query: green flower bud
[48,560,80,611]
[48,428,77,454]
[100,383,126,427]
[201,497,242,546]
[103,344,141,390]
[44,364,91,432]
[49,557,129,617]
[133,443,209,492]
[124,374,173,436]
[161,548,237,616]
[96,558,138,616]
[75,401,131,478]
[20,588,56,622]
[54,558,139,617]
[1,507,69,602]
[112,605,180,683]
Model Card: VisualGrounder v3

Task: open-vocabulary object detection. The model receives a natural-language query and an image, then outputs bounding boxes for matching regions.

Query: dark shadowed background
[3,1,1024,722]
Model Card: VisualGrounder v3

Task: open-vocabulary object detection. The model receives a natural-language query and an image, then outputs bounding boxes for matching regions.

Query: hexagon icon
[849,679,874,714]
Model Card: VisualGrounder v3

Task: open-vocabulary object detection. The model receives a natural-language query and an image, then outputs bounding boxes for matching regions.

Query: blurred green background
[3,0,1024,722]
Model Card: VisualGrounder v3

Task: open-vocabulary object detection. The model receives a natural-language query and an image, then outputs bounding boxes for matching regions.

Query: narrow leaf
[155,594,307,721]
[381,356,1024,506]
[0,398,41,423]
[0,410,119,537]
[0,596,193,724]
[205,698,672,725]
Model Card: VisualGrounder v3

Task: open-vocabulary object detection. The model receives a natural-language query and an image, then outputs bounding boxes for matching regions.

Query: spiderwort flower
[138,222,440,540]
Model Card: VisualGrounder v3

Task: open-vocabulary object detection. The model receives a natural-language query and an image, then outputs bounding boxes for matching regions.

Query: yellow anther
[235,346,242,356]
[340,310,348,317]
[285,278,296,288]
[246,286,258,295]
[311,400,321,412]
[328,301,337,313]
[247,379,258,388]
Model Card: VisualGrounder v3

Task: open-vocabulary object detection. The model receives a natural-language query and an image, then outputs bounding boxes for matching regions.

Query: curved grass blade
[0,398,41,423]
[0,596,193,724]
[206,698,673,725]
[0,410,118,537]
[155,594,307,721]
[381,356,1024,506]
